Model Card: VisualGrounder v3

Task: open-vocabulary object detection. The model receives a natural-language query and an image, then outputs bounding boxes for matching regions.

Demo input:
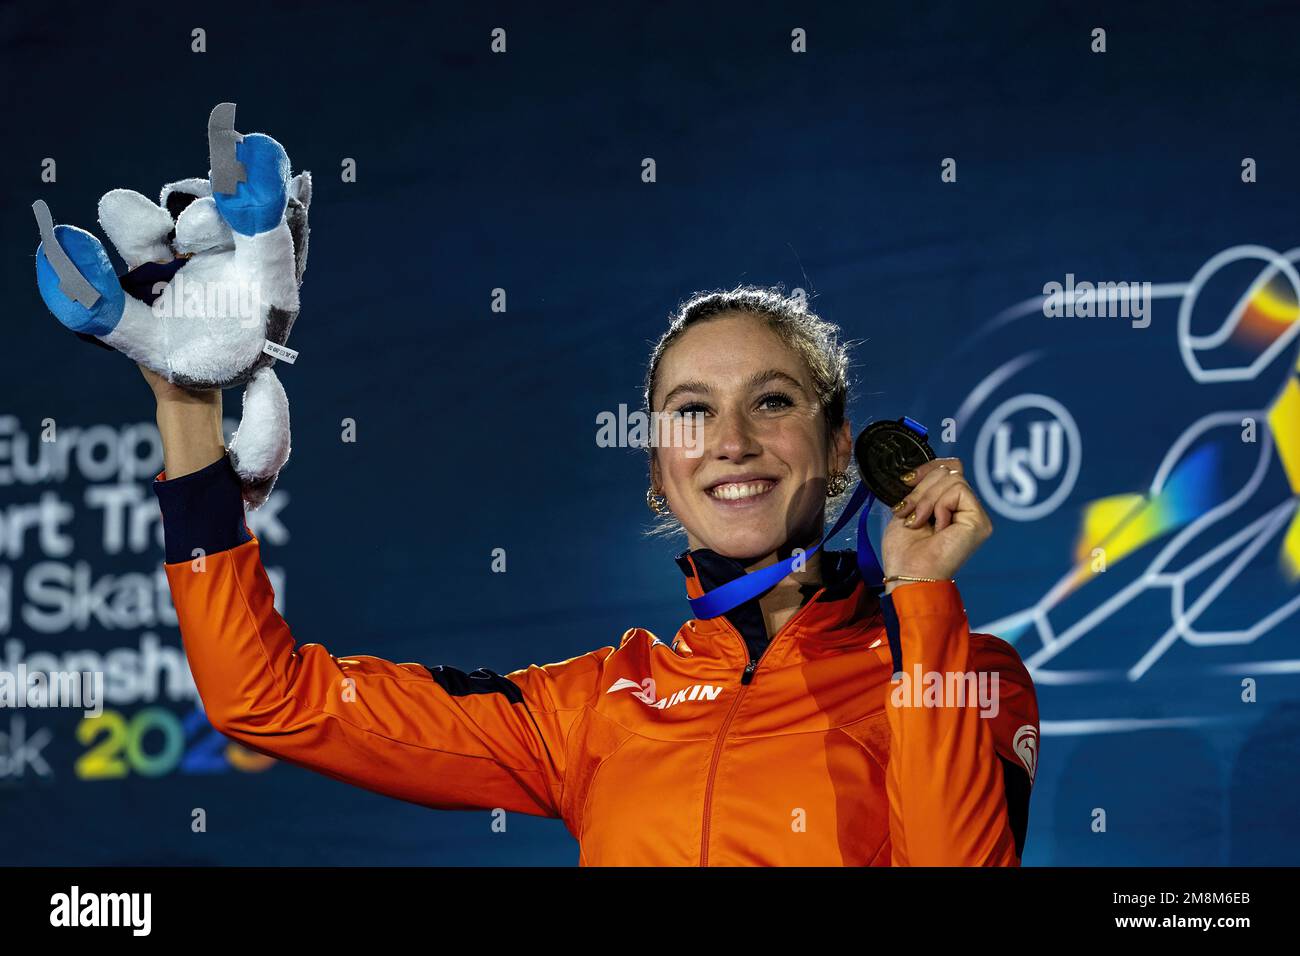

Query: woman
[147,284,1038,866]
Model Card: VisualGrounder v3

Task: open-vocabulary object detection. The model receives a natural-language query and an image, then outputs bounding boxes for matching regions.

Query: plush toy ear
[285,171,312,285]
[290,171,311,209]
[98,189,174,270]
[173,197,235,256]
[159,178,213,218]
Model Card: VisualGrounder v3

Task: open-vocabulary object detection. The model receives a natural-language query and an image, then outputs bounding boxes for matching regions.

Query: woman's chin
[696,532,786,566]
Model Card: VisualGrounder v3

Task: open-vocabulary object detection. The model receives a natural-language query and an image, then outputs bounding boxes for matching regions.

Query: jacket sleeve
[880,579,1040,866]
[153,454,608,818]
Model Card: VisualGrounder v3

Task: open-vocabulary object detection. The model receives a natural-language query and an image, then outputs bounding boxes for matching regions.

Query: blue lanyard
[687,479,884,619]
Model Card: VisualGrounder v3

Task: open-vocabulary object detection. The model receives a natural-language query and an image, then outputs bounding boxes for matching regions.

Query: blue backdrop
[2,0,1298,865]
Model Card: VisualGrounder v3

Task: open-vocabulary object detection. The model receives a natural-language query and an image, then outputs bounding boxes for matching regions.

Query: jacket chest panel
[567,708,711,866]
[701,724,892,865]
[572,656,897,866]
[573,710,894,866]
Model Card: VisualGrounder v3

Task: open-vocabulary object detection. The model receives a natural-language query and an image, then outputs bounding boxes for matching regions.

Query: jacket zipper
[698,594,824,867]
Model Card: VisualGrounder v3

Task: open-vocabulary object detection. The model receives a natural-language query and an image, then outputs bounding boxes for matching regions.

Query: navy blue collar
[674,548,863,662]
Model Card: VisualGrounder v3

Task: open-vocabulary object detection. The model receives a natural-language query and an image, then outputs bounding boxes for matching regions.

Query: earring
[827,471,850,498]
[646,486,671,517]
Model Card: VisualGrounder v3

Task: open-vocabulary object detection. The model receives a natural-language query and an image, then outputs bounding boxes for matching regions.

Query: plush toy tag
[263,340,298,364]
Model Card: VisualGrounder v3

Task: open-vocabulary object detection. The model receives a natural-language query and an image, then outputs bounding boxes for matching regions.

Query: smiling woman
[643,288,852,566]
[145,281,1039,867]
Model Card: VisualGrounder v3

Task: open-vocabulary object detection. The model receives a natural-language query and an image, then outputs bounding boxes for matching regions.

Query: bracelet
[882,574,948,584]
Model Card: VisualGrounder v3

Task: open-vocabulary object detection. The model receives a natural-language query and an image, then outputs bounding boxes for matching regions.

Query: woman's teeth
[708,481,774,501]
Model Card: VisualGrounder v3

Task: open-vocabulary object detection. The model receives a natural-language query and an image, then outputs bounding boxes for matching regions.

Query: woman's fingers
[902,458,963,484]
[892,468,944,518]
[893,459,957,514]
[904,474,964,527]
[932,481,978,532]
[933,486,955,532]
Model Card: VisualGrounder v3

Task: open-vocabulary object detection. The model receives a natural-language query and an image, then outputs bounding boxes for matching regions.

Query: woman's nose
[712,409,761,460]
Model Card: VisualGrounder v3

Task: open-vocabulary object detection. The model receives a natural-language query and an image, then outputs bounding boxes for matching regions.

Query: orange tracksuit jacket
[153,455,1039,866]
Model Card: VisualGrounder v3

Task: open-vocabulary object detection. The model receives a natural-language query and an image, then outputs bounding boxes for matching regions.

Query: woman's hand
[880,457,993,593]
[138,363,173,401]
[139,363,227,480]
[139,363,207,405]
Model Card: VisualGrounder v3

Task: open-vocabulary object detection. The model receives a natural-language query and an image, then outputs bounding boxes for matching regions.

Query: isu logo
[974,394,1082,522]
[606,677,723,710]
[1013,724,1039,782]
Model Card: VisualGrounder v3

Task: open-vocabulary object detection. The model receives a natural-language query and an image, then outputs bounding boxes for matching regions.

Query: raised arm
[881,580,1040,866]
[146,370,606,816]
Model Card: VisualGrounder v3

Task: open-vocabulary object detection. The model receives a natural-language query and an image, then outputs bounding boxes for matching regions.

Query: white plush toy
[33,103,310,509]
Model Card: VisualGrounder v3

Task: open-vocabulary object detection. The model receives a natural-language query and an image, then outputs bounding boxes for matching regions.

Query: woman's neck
[755,550,825,640]
[687,534,829,640]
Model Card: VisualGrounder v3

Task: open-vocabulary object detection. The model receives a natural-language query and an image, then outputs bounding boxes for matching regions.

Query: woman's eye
[756,392,795,411]
[675,402,710,416]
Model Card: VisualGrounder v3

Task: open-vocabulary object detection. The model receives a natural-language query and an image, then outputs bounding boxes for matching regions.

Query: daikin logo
[607,677,723,710]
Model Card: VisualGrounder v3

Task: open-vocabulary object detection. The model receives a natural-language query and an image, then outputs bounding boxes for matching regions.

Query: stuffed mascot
[32,102,310,509]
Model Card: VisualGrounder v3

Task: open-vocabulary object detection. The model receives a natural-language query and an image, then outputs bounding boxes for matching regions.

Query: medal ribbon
[687,480,882,619]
